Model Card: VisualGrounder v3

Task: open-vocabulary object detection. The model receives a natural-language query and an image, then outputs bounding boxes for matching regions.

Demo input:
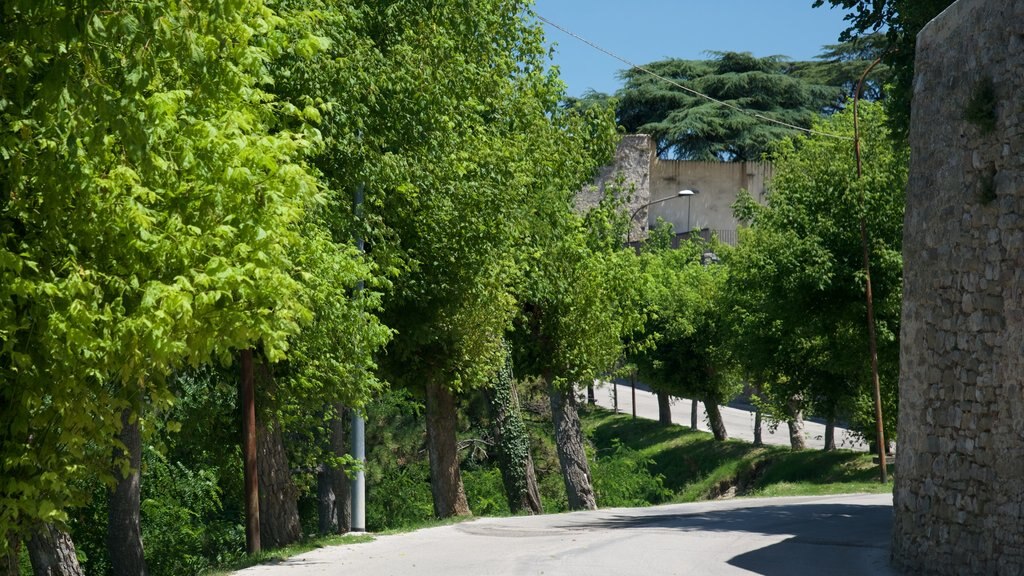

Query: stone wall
[649,160,773,245]
[893,0,1024,574]
[578,135,773,245]
[576,134,653,241]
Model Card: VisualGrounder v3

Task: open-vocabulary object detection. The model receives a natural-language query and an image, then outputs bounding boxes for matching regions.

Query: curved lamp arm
[627,189,698,245]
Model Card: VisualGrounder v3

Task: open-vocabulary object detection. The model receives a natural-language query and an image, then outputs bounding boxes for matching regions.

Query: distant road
[236,493,895,576]
[591,380,868,451]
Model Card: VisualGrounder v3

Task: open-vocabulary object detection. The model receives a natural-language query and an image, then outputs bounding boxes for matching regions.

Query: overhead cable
[535,13,853,141]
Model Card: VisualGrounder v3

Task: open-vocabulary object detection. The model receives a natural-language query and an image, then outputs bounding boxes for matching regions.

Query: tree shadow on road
[553,502,895,576]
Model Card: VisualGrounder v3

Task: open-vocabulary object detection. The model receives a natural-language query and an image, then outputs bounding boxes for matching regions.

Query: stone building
[892,0,1024,573]
[581,135,773,245]
[648,159,773,246]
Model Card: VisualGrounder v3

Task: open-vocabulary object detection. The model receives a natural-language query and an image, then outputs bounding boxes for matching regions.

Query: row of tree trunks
[108,407,148,576]
[25,524,82,576]
[486,352,543,515]
[703,398,729,441]
[786,394,807,451]
[424,377,471,518]
[656,391,672,426]
[753,409,763,446]
[548,384,596,511]
[317,404,352,535]
[824,415,837,451]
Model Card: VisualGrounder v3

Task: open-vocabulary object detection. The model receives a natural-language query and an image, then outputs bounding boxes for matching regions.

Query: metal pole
[351,183,367,531]
[854,56,888,484]
[686,196,692,233]
[239,349,260,554]
[350,410,366,532]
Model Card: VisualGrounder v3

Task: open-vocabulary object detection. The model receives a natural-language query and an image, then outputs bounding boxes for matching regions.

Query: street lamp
[627,189,699,245]
[680,189,698,233]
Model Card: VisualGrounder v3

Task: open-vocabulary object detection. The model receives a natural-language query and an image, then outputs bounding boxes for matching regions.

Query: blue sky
[531,1,854,98]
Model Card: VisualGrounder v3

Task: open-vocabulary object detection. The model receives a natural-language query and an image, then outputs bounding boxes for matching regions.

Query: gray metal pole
[351,183,367,532]
[351,410,366,532]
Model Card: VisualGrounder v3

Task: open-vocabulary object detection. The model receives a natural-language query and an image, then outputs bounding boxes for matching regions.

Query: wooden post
[240,349,261,554]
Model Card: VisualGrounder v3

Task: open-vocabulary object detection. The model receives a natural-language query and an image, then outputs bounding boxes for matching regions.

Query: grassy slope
[584,408,893,502]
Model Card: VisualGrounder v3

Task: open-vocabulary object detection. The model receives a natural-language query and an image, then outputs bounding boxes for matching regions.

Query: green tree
[632,237,739,440]
[302,0,623,519]
[789,33,889,112]
[514,175,647,510]
[0,0,339,567]
[726,101,906,450]
[615,52,839,160]
[812,0,956,138]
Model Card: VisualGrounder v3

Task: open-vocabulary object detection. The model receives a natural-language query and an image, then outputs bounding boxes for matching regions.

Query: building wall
[576,134,653,241]
[893,0,1024,573]
[648,159,773,245]
[579,136,773,245]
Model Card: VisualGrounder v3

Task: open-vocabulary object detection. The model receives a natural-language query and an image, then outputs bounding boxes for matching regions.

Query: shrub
[591,440,671,507]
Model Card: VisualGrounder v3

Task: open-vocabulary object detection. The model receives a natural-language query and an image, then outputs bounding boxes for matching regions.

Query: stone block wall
[893,0,1024,573]
[575,134,653,240]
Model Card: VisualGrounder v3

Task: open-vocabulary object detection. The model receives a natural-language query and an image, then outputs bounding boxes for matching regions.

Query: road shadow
[554,502,895,576]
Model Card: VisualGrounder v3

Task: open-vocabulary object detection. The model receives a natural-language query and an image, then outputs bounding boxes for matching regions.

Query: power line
[535,13,853,142]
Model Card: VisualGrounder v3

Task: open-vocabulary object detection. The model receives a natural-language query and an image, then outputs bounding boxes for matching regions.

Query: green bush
[365,460,434,531]
[141,447,243,575]
[591,440,671,507]
[462,466,511,517]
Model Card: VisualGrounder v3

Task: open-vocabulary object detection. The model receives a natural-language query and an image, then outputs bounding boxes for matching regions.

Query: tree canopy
[726,101,907,441]
[813,0,956,138]
[615,52,839,160]
[631,235,739,438]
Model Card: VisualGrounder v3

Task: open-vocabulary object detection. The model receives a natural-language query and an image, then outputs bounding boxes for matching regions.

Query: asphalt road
[235,493,896,576]
[591,381,868,452]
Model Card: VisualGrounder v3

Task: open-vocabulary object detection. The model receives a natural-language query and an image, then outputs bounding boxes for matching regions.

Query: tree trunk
[424,377,470,518]
[703,398,728,441]
[316,467,337,536]
[690,398,699,430]
[656,391,672,426]
[753,409,763,447]
[26,525,82,576]
[486,351,542,515]
[253,360,301,549]
[549,383,596,511]
[786,395,807,451]
[319,403,351,534]
[256,420,302,548]
[2,533,19,576]
[824,415,837,451]
[107,407,148,576]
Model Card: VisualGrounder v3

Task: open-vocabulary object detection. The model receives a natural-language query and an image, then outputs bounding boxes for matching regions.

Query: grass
[583,407,893,502]
[200,532,374,576]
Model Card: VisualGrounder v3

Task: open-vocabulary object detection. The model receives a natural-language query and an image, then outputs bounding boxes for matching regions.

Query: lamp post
[680,189,698,233]
[627,189,698,245]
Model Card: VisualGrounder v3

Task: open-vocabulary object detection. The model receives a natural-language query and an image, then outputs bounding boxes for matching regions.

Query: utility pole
[239,349,260,553]
[351,184,367,532]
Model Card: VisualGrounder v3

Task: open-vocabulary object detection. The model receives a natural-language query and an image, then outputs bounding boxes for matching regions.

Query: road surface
[591,381,868,451]
[235,493,895,576]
